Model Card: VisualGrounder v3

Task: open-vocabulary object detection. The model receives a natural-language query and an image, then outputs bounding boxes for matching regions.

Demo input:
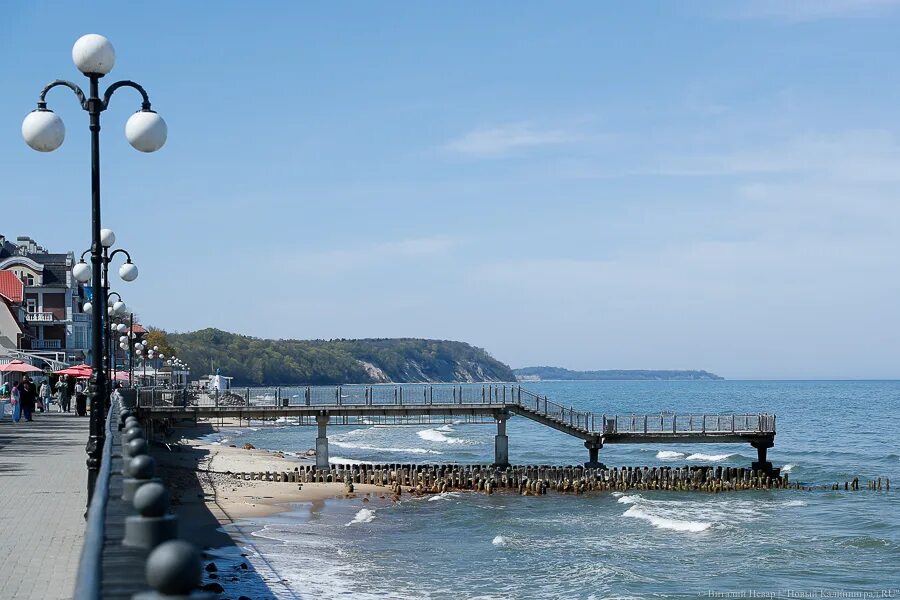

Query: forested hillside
[157,328,516,386]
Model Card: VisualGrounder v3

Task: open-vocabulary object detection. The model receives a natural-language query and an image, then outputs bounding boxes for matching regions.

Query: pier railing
[137,384,775,435]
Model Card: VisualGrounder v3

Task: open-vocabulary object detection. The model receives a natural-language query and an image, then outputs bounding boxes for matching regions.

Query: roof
[131,324,148,334]
[27,253,70,288]
[0,271,23,303]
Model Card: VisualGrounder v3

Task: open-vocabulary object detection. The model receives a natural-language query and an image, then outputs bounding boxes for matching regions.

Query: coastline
[154,422,392,549]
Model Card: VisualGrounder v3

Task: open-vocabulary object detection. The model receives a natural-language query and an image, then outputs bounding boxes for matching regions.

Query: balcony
[26,311,56,322]
[31,339,62,350]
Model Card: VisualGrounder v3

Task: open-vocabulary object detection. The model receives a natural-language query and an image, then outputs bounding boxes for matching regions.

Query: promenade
[0,412,88,600]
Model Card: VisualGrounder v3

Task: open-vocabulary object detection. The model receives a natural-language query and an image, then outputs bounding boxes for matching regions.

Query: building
[0,234,92,366]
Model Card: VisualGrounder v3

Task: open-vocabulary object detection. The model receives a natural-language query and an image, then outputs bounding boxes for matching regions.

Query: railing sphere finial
[144,540,203,596]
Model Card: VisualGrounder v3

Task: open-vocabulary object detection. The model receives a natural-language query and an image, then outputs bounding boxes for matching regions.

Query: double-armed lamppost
[23,34,166,504]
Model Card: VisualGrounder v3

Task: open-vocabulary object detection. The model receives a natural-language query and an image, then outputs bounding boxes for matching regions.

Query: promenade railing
[137,384,776,435]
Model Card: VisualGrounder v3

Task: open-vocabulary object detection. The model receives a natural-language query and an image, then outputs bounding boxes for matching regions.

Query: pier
[138,384,778,474]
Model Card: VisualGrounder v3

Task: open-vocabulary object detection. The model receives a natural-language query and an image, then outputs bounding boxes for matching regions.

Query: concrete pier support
[316,413,330,470]
[584,440,605,469]
[494,412,509,469]
[751,441,777,475]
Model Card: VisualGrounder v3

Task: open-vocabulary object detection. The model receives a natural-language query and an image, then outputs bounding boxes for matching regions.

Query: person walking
[10,381,22,422]
[56,375,71,413]
[39,380,51,412]
[74,380,87,416]
[20,377,36,421]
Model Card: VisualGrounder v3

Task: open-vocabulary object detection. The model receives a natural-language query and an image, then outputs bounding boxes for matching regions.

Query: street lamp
[23,33,166,507]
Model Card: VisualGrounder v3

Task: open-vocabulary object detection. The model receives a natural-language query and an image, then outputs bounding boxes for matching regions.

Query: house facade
[0,234,92,364]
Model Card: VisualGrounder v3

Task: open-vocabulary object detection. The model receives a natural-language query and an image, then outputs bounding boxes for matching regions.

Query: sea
[201,380,900,599]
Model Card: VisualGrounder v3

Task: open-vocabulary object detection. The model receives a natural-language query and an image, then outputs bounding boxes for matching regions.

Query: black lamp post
[23,34,167,507]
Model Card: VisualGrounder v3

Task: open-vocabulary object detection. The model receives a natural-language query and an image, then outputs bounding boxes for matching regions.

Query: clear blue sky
[3,1,900,379]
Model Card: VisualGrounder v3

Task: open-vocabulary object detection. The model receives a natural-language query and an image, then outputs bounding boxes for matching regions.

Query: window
[26,299,37,314]
[25,274,35,286]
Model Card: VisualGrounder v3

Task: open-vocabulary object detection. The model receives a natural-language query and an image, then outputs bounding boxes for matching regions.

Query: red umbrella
[0,360,43,373]
[54,366,92,377]
[111,371,131,381]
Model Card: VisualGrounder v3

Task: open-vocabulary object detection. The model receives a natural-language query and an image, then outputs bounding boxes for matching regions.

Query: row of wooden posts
[223,463,863,494]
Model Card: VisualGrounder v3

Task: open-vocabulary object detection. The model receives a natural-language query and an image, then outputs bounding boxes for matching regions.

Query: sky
[2,1,900,379]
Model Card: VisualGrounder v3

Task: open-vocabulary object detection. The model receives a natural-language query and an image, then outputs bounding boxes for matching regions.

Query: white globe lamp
[126,111,167,152]
[73,261,92,283]
[83,301,92,314]
[119,261,139,282]
[72,34,115,75]
[112,300,127,316]
[100,228,116,248]
[117,323,127,332]
[22,110,65,152]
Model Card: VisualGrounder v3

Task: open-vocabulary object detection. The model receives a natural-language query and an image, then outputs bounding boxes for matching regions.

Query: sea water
[207,380,900,599]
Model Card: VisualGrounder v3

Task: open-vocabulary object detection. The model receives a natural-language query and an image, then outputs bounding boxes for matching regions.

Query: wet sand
[153,421,387,549]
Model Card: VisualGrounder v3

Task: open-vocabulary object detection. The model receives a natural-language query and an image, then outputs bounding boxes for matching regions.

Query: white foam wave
[656,451,686,460]
[417,428,471,444]
[686,453,733,462]
[428,492,461,502]
[622,506,711,532]
[492,535,508,546]
[330,457,364,465]
[346,509,376,526]
[436,424,455,432]
[781,464,796,473]
[781,499,807,507]
[331,441,443,455]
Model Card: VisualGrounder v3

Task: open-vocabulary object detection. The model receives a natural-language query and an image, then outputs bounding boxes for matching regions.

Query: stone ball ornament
[126,111,167,153]
[72,34,116,75]
[128,454,156,480]
[22,110,65,152]
[133,482,169,517]
[145,540,202,595]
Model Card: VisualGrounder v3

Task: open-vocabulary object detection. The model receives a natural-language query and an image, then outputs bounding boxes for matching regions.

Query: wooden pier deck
[138,384,777,472]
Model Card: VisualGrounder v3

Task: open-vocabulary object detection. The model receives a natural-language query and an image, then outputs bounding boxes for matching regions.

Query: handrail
[137,384,776,434]
[73,402,114,599]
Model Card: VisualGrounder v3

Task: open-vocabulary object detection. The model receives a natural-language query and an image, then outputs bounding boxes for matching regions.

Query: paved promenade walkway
[0,411,89,599]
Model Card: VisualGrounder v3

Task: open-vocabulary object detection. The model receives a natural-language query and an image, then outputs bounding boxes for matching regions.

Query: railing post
[673,414,677,433]
[643,415,647,433]
[702,415,706,433]
[731,414,735,432]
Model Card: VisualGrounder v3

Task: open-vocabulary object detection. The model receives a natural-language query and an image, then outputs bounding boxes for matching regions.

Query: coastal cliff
[513,366,724,381]
[163,328,516,386]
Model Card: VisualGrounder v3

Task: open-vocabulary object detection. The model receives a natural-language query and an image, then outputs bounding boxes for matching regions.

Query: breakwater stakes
[139,384,779,474]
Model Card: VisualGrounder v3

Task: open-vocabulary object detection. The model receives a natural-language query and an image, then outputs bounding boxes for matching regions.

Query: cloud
[725,0,900,21]
[653,130,900,183]
[443,123,578,158]
[285,235,459,274]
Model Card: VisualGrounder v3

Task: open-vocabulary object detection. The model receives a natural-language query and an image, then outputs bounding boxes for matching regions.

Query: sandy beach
[153,421,393,549]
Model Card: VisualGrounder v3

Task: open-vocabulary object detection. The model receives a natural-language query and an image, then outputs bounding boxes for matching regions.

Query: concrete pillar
[584,439,604,469]
[316,413,329,470]
[751,441,777,476]
[493,412,509,468]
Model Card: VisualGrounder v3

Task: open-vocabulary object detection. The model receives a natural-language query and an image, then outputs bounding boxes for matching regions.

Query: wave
[330,457,364,465]
[492,535,508,546]
[417,428,473,445]
[781,499,807,507]
[781,464,796,473]
[428,492,461,502]
[346,509,376,526]
[686,453,733,462]
[331,441,443,455]
[622,505,712,533]
[656,451,686,460]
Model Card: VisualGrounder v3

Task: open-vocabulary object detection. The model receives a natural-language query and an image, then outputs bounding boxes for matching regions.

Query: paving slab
[0,411,90,600]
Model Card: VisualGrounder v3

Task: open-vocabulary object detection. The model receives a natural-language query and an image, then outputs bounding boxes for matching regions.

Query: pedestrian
[39,380,51,412]
[20,377,36,421]
[56,375,71,413]
[11,381,21,422]
[75,380,87,416]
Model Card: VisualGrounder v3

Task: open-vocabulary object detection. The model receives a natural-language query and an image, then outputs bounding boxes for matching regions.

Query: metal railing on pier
[137,383,776,435]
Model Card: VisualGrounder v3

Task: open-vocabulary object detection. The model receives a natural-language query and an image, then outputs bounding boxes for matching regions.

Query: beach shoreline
[153,421,397,549]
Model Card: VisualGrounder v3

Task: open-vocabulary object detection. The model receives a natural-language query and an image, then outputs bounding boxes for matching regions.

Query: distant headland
[513,366,724,381]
